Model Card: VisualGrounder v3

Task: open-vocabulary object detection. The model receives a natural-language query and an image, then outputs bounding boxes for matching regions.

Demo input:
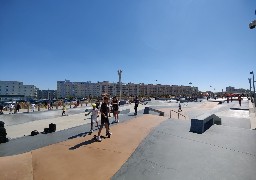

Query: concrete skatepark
[0,99,256,180]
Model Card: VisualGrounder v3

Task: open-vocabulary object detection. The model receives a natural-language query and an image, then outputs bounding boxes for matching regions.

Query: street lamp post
[248,78,252,100]
[250,71,256,106]
[118,70,122,100]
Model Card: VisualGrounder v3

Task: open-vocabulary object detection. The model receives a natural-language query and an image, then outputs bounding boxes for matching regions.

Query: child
[85,104,99,133]
[62,105,66,116]
[96,96,112,142]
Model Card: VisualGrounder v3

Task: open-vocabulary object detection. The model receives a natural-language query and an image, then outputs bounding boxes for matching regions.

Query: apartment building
[0,81,38,100]
[37,90,57,100]
[57,80,199,99]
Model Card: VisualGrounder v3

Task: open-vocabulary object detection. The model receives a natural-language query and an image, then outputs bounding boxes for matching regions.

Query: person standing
[134,96,139,115]
[31,103,36,112]
[238,95,242,106]
[9,104,14,114]
[85,104,99,133]
[96,96,112,142]
[112,96,119,123]
[95,98,100,109]
[178,103,182,112]
[108,101,112,117]
[0,104,3,115]
[16,103,21,113]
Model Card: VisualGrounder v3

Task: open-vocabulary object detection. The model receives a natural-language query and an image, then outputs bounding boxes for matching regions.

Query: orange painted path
[0,114,166,180]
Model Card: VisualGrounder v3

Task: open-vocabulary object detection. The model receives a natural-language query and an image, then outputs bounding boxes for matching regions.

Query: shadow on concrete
[230,108,249,111]
[68,132,89,140]
[69,138,96,150]
[69,135,109,150]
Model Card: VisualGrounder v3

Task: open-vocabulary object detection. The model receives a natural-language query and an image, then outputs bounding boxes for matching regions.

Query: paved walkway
[0,114,166,180]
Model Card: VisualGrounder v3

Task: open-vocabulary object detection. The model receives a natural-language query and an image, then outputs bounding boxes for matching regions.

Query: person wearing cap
[85,103,99,133]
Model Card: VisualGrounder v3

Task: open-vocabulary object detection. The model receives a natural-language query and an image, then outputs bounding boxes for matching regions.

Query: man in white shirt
[31,104,36,112]
[9,104,14,114]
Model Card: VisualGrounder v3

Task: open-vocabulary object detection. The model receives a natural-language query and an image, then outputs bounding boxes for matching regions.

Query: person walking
[134,96,139,115]
[178,103,182,112]
[112,96,119,123]
[96,96,112,142]
[85,104,99,133]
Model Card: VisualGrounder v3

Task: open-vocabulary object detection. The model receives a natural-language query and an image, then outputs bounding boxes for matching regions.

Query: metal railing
[170,110,186,119]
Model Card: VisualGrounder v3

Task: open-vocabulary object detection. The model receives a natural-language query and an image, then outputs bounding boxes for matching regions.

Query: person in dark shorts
[134,96,139,115]
[238,95,242,106]
[96,96,112,141]
[111,96,119,123]
[16,103,21,112]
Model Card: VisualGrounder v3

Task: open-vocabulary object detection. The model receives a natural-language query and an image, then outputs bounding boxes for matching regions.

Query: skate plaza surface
[0,99,256,180]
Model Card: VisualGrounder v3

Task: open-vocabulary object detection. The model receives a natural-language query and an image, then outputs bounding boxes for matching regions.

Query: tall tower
[118,70,122,100]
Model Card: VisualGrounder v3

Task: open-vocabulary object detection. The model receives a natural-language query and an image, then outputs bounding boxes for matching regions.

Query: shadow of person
[69,138,96,150]
[68,132,89,140]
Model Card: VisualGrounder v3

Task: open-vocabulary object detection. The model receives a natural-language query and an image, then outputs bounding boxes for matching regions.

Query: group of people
[85,96,116,141]
[7,103,21,114]
[85,96,139,142]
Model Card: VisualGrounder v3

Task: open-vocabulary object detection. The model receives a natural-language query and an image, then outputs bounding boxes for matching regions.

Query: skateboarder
[62,105,67,116]
[85,104,99,132]
[96,96,112,142]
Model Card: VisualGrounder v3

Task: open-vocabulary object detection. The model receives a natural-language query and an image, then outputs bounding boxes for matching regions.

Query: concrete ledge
[249,101,256,130]
[143,107,164,116]
[190,114,221,134]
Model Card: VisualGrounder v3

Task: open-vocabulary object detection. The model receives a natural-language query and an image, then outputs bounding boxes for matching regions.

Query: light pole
[118,70,122,100]
[250,71,256,106]
[48,88,50,100]
[248,78,252,98]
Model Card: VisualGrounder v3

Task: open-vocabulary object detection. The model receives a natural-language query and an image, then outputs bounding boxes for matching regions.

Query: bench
[190,114,221,134]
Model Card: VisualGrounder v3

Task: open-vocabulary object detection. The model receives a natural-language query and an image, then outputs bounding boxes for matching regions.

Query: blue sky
[0,0,255,92]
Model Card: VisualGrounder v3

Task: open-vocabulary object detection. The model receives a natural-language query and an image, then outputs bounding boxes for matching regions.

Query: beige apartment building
[57,80,198,99]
